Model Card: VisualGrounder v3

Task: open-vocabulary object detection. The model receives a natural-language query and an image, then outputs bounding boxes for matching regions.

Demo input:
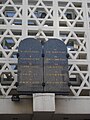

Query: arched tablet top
[44,38,68,64]
[18,38,42,64]
[19,38,42,51]
[45,38,67,52]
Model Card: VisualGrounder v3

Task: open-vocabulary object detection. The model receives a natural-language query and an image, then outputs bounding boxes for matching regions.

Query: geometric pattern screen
[0,0,90,96]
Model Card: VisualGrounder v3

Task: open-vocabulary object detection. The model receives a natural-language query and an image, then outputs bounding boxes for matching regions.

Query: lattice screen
[0,0,90,96]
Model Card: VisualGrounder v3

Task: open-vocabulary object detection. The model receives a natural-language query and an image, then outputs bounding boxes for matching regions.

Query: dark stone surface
[44,39,69,94]
[17,38,43,92]
[17,38,69,94]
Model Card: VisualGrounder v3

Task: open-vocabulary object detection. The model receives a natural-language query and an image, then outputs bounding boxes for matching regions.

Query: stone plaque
[17,38,69,94]
[17,38,43,93]
[44,39,69,94]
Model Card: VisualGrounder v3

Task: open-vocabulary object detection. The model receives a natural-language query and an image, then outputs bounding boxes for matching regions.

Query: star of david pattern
[0,0,90,96]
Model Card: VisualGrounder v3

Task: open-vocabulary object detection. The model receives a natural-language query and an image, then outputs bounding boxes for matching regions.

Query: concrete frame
[0,0,90,117]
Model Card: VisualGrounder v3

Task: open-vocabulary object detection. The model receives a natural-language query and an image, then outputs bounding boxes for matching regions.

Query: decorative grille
[0,0,90,96]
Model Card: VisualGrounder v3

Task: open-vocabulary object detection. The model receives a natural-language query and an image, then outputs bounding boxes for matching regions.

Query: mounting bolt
[42,82,45,87]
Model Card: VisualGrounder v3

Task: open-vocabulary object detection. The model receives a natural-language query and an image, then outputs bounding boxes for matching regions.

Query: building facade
[0,0,90,120]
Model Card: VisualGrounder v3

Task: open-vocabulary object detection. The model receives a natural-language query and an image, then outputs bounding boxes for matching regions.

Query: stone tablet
[44,39,69,94]
[17,38,69,94]
[17,38,43,93]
